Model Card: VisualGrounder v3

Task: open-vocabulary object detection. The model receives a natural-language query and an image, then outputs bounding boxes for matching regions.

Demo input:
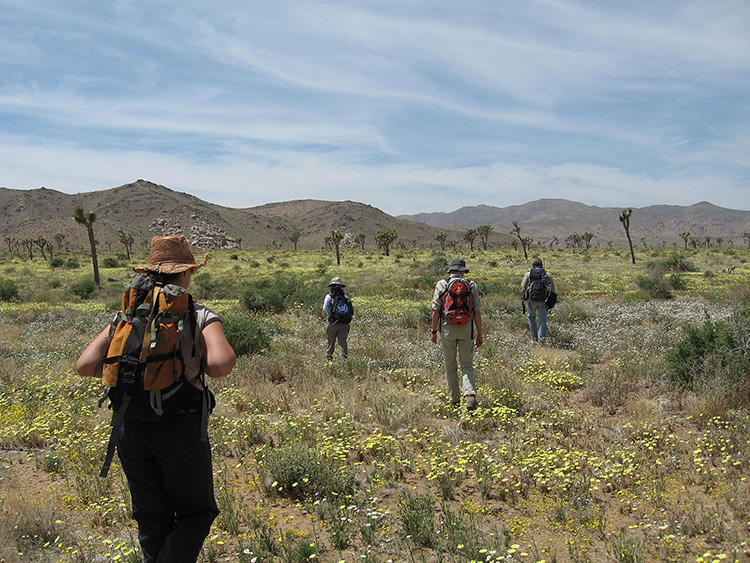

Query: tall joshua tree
[73,206,101,284]
[619,208,635,264]
[331,230,344,265]
[510,221,528,260]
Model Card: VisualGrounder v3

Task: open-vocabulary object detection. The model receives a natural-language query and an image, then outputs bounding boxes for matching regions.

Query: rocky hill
[1,181,748,252]
[0,180,464,252]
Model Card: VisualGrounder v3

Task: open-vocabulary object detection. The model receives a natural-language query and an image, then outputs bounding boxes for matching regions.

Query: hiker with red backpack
[430,258,483,410]
[521,257,556,343]
[323,276,354,360]
[76,235,235,563]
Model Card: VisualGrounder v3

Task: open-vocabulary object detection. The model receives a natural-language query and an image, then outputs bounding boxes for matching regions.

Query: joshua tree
[375,228,398,256]
[565,233,581,248]
[619,208,635,264]
[330,230,344,265]
[477,225,494,251]
[353,233,366,250]
[679,232,690,249]
[236,237,242,250]
[33,237,49,260]
[21,238,34,260]
[289,231,301,251]
[582,232,595,249]
[119,231,134,260]
[463,228,477,251]
[435,232,447,250]
[53,233,66,251]
[510,221,528,260]
[73,206,101,285]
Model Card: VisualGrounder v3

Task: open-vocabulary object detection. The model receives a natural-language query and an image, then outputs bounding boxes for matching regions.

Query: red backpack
[441,277,474,326]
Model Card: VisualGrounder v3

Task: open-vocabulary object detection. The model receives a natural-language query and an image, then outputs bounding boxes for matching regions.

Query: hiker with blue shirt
[323,276,353,360]
[521,257,556,342]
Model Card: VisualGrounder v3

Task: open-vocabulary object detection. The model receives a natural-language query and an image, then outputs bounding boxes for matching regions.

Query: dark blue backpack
[329,292,353,323]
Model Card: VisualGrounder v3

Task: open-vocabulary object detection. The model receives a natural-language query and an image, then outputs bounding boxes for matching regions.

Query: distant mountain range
[400,199,750,247]
[1,180,748,251]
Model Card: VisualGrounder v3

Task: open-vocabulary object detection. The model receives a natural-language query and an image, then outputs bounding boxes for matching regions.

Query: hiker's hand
[430,331,437,344]
[475,333,483,348]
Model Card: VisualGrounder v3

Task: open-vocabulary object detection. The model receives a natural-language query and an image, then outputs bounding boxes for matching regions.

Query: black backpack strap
[100,372,136,477]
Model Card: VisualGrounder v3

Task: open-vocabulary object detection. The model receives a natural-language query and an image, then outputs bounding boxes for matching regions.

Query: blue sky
[1,0,748,215]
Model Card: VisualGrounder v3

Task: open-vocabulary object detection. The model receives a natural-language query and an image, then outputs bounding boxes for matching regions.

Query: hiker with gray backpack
[76,235,236,563]
[521,257,557,343]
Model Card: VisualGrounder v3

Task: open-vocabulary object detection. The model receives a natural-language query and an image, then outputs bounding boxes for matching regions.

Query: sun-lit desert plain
[1,243,749,563]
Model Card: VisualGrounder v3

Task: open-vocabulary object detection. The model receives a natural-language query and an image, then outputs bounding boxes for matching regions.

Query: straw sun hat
[133,235,208,275]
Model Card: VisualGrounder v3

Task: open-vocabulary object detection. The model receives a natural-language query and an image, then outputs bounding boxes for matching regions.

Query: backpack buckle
[120,357,140,387]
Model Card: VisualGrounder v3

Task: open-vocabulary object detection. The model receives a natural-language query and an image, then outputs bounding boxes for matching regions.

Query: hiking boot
[465,395,477,411]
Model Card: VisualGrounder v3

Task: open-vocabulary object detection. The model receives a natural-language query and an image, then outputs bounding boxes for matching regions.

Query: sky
[1,0,749,215]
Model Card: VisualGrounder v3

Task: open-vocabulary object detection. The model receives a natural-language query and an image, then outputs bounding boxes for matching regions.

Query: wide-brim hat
[133,235,208,275]
[328,276,346,287]
[446,257,469,273]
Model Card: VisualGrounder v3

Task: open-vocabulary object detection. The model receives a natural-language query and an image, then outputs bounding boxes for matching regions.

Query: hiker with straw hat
[76,235,235,563]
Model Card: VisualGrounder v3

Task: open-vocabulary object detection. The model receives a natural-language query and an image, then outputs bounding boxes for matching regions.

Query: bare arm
[201,321,236,378]
[473,309,483,348]
[76,327,110,377]
[430,309,440,343]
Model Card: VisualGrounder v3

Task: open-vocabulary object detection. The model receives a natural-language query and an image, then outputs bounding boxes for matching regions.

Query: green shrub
[64,258,80,269]
[191,272,239,300]
[241,273,323,313]
[398,491,436,547]
[70,278,96,299]
[222,315,272,356]
[647,252,697,273]
[637,275,672,299]
[552,299,593,322]
[666,305,750,387]
[101,257,119,268]
[0,278,19,301]
[49,257,65,268]
[255,442,356,500]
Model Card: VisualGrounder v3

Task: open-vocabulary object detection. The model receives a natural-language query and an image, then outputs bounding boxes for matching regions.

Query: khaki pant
[326,322,350,360]
[439,322,476,402]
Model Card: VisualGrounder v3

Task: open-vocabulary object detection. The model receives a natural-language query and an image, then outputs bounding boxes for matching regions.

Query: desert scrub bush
[222,314,273,356]
[254,442,356,500]
[666,305,750,390]
[240,272,325,312]
[101,257,119,268]
[0,278,19,301]
[551,299,593,323]
[637,274,673,299]
[69,278,96,299]
[191,271,240,300]
[647,252,698,273]
[397,491,436,547]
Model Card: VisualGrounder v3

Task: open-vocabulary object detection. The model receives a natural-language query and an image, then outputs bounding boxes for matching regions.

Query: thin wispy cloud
[1,0,748,214]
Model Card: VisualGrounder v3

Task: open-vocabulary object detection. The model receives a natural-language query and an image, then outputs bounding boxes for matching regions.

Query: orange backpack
[95,273,208,477]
